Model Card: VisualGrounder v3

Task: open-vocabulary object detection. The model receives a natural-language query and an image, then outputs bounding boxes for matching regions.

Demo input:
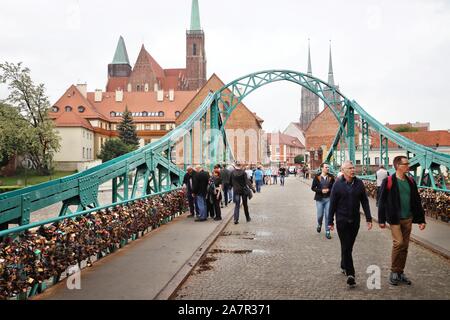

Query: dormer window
[52,106,59,112]
[175,111,181,117]
[159,111,165,117]
[78,106,85,113]
[65,106,72,112]
[142,111,148,117]
[110,111,116,117]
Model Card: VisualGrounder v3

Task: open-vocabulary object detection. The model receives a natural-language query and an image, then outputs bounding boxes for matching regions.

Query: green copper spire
[190,0,201,31]
[307,39,312,75]
[112,36,130,65]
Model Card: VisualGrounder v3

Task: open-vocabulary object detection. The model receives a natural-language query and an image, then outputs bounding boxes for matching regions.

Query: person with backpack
[375,165,388,207]
[311,163,335,239]
[378,156,426,286]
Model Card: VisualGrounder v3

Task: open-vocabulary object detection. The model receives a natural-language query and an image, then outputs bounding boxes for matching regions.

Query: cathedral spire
[112,36,130,65]
[328,41,335,86]
[307,39,312,76]
[190,0,201,31]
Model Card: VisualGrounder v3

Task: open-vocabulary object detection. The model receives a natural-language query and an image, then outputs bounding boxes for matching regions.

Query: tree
[294,154,305,164]
[0,62,60,175]
[0,102,30,164]
[117,106,139,149]
[394,125,419,133]
[98,139,133,163]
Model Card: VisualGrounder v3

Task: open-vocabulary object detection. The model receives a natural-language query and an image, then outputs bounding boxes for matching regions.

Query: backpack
[386,175,414,191]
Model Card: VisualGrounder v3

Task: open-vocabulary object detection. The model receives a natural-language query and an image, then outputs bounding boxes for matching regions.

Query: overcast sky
[1,0,449,132]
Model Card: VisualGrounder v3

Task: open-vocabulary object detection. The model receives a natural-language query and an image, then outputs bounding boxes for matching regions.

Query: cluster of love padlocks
[363,181,450,222]
[0,189,188,300]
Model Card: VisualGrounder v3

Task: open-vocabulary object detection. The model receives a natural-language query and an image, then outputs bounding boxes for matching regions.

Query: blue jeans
[196,195,207,220]
[280,176,285,186]
[316,198,330,231]
[255,180,263,193]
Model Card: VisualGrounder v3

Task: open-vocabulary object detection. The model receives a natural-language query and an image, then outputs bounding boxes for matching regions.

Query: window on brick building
[193,43,197,56]
[159,111,164,117]
[78,106,85,113]
[52,106,59,112]
[65,106,72,112]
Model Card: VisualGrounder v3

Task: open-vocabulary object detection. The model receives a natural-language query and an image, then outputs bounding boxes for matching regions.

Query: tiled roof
[49,85,109,121]
[372,130,450,148]
[267,133,305,148]
[86,91,197,122]
[52,110,94,130]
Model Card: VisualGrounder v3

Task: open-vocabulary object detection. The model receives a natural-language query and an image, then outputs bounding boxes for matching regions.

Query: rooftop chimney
[94,89,102,102]
[76,83,87,98]
[115,89,123,102]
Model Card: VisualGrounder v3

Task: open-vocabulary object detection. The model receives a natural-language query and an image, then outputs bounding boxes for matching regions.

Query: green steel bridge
[1,70,449,237]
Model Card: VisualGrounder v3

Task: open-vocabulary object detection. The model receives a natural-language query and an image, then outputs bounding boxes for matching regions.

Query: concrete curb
[154,205,235,300]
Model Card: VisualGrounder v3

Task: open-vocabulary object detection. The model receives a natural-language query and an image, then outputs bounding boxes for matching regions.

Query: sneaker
[234,221,239,224]
[389,272,400,286]
[398,273,412,285]
[194,218,207,222]
[246,217,251,222]
[325,230,331,239]
[316,225,322,233]
[214,217,222,221]
[347,276,356,288]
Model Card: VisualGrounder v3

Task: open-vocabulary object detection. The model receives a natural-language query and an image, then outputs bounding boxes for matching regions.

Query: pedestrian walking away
[182,166,199,217]
[311,163,335,239]
[279,166,286,186]
[192,165,210,222]
[328,160,372,288]
[378,156,426,286]
[230,162,255,224]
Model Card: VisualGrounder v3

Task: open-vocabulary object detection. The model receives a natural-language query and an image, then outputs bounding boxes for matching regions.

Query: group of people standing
[311,157,426,288]
[183,162,257,225]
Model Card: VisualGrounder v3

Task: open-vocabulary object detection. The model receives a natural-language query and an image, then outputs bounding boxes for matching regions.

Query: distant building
[265,132,305,166]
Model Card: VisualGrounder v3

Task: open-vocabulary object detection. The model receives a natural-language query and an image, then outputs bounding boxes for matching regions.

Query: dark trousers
[223,184,231,206]
[280,176,285,186]
[233,193,250,222]
[376,186,381,207]
[187,193,196,215]
[337,221,360,277]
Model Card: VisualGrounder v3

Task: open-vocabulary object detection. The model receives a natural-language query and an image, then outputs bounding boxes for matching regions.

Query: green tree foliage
[98,139,133,163]
[0,62,60,175]
[0,102,30,164]
[394,125,419,133]
[294,154,305,164]
[117,106,139,149]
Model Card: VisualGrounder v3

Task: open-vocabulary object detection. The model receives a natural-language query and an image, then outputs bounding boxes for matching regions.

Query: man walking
[378,156,426,286]
[254,166,264,193]
[375,165,388,207]
[220,164,232,207]
[311,163,335,239]
[182,166,198,217]
[328,160,372,288]
[230,162,255,224]
[192,165,210,222]
[279,165,286,186]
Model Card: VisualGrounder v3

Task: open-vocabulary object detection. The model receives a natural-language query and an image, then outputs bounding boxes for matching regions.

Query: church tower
[106,36,132,91]
[186,0,207,90]
[300,40,319,130]
[323,41,341,109]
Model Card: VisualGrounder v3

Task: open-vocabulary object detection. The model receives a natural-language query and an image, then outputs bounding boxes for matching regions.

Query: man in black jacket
[220,164,232,207]
[311,163,335,239]
[192,165,210,222]
[328,160,372,288]
[378,156,426,286]
[183,166,198,217]
[230,162,255,224]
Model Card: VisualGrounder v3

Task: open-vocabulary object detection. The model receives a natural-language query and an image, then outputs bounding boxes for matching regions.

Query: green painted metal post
[362,119,370,173]
[380,134,389,168]
[346,106,355,163]
[167,142,172,188]
[112,177,118,203]
[190,129,194,167]
[209,101,219,171]
[183,135,187,171]
[123,171,129,200]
